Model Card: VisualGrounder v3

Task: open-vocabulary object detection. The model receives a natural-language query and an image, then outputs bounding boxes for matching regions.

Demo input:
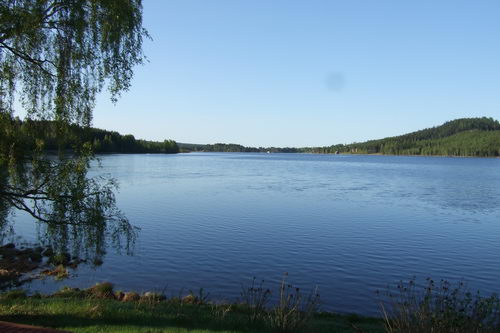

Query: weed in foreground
[380,277,500,333]
[181,288,210,305]
[240,277,272,323]
[268,273,321,333]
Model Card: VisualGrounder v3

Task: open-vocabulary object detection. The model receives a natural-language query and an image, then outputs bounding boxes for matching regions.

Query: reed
[380,277,500,333]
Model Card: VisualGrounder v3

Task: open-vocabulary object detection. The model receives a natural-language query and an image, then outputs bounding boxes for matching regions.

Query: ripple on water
[17,153,500,315]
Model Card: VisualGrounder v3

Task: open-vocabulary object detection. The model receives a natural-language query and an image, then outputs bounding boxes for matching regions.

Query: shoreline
[1,279,498,333]
[178,151,500,159]
[0,284,385,333]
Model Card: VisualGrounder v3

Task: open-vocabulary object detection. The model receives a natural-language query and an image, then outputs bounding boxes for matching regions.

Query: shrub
[240,277,271,323]
[268,273,320,332]
[381,277,500,333]
[87,282,114,299]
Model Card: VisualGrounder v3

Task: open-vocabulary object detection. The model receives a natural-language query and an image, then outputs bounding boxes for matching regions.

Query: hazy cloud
[325,72,346,92]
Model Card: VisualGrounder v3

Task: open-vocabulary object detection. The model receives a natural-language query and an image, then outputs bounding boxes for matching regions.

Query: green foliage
[205,143,260,152]
[48,252,70,265]
[87,282,115,299]
[0,0,146,264]
[1,116,179,154]
[0,0,147,125]
[182,118,500,157]
[0,287,384,333]
[0,131,138,262]
[306,117,500,157]
[180,142,299,153]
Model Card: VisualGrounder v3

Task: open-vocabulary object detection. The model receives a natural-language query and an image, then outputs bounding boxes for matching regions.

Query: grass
[0,285,384,333]
[1,277,498,332]
[0,297,385,333]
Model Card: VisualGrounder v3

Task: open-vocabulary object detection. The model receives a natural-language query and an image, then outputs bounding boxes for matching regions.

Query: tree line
[181,118,500,157]
[303,117,500,157]
[1,115,179,155]
[178,143,300,153]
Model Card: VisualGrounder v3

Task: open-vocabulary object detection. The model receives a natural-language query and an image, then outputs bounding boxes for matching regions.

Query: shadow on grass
[0,300,266,333]
[0,299,385,333]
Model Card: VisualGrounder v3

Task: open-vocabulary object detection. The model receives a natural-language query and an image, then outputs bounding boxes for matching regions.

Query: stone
[122,292,140,302]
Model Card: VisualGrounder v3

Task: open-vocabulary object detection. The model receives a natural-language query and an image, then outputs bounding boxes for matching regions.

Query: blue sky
[92,0,500,147]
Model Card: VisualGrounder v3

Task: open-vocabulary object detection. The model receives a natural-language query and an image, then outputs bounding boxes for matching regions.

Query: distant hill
[307,117,500,157]
[183,118,500,157]
[178,142,299,153]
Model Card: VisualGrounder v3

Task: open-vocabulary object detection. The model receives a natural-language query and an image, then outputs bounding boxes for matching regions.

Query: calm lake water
[14,153,500,315]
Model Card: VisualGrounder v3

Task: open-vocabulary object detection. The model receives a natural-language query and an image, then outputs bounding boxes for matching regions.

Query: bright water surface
[14,153,500,315]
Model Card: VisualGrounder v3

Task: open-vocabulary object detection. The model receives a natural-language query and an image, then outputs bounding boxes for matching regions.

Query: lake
[13,153,500,315]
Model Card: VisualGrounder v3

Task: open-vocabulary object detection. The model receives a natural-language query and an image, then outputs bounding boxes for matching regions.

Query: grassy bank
[0,290,384,333]
[1,277,499,333]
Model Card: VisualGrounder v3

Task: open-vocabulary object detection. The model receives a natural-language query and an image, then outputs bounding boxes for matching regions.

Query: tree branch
[5,195,51,224]
[0,41,56,77]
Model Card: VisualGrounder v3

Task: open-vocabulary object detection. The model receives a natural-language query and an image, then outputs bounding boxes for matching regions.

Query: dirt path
[0,321,70,333]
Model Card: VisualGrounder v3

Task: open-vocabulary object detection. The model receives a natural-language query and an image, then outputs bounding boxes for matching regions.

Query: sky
[91,0,500,147]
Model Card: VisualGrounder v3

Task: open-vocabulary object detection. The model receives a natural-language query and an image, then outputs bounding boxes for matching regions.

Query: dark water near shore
[14,153,500,315]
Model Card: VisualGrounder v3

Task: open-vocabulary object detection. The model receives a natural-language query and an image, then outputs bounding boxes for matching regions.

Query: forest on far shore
[5,116,499,157]
[180,117,500,157]
[0,115,179,154]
